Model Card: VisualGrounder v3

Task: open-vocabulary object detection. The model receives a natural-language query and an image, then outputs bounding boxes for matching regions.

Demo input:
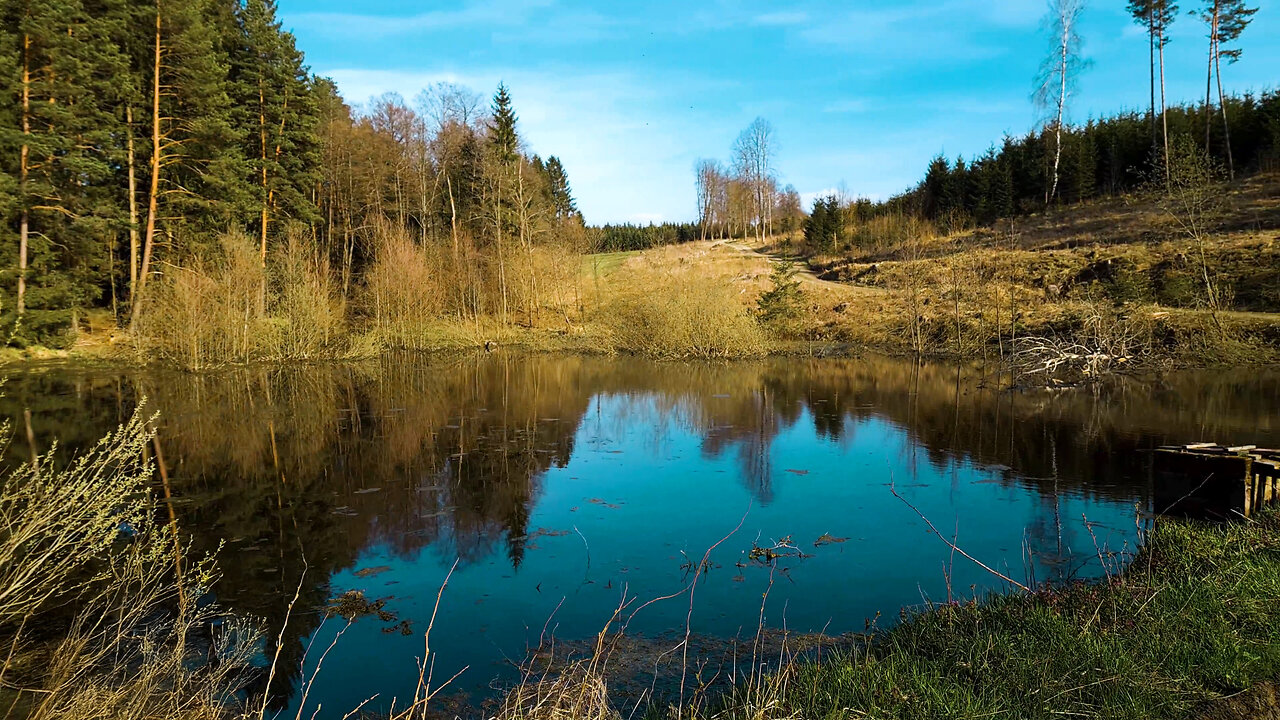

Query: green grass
[674,512,1280,719]
[582,250,640,278]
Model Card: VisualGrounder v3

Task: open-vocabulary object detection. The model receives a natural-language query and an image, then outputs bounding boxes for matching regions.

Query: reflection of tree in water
[3,355,1278,709]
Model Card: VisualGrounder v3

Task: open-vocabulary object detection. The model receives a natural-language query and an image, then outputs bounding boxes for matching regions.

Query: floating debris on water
[525,527,572,541]
[815,533,849,546]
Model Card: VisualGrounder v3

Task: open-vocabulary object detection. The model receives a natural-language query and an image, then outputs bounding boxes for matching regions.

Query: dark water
[5,355,1278,716]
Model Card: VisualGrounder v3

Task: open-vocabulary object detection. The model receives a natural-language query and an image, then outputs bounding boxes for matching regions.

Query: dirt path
[714,239,883,298]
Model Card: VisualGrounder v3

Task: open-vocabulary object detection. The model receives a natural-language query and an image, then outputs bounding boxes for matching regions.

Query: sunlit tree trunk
[131,4,163,333]
[1203,3,1217,154]
[17,31,30,317]
[1158,26,1170,186]
[126,104,139,317]
[1213,33,1235,179]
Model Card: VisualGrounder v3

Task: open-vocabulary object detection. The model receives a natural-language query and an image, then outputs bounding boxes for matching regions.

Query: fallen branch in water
[890,483,1031,593]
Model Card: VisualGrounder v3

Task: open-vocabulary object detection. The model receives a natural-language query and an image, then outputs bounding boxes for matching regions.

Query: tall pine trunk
[1214,40,1235,179]
[258,79,269,266]
[1204,4,1217,154]
[126,104,139,318]
[132,2,163,333]
[1159,27,1170,186]
[1147,7,1157,155]
[17,32,30,317]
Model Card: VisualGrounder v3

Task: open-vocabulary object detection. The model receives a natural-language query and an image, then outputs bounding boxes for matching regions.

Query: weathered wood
[1154,444,1280,520]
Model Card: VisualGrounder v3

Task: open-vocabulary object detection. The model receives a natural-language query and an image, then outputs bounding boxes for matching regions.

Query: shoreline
[4,330,1276,376]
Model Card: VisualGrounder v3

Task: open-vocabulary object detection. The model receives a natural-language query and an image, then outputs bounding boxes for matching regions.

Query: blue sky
[278,0,1279,224]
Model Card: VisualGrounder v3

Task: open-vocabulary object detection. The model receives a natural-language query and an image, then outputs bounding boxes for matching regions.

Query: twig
[261,560,308,718]
[891,483,1030,592]
[678,503,751,717]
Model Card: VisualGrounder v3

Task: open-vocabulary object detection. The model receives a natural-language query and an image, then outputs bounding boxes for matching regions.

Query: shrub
[362,224,447,349]
[273,230,346,360]
[1,411,262,720]
[602,271,767,359]
[135,230,271,369]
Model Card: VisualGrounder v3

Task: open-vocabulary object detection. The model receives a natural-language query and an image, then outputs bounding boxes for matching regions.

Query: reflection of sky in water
[298,393,1142,717]
[7,356,1275,718]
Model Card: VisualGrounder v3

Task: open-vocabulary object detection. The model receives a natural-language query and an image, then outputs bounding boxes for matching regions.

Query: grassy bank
[7,173,1280,373]
[640,511,1280,720]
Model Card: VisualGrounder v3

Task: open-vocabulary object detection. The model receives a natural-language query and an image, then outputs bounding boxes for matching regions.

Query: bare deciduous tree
[694,158,723,241]
[733,117,776,241]
[1035,0,1089,204]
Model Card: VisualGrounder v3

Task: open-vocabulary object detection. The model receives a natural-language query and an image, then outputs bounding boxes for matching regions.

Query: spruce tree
[544,155,578,220]
[488,82,519,164]
[921,155,950,219]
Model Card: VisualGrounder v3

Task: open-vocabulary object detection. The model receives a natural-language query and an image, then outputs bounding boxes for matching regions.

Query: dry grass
[495,663,618,720]
[593,244,769,359]
[1,410,264,720]
[134,231,350,369]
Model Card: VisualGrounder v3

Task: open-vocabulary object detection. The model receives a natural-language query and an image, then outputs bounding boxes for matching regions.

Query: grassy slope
[691,512,1280,720]
[790,173,1280,364]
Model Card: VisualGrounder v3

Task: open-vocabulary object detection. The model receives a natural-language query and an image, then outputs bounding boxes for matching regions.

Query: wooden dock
[1154,444,1280,519]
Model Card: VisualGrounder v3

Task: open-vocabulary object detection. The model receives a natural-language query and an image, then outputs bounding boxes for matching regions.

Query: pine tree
[231,0,321,266]
[544,155,578,220]
[131,0,248,329]
[1200,0,1257,178]
[487,82,518,164]
[1127,0,1177,167]
[0,0,129,342]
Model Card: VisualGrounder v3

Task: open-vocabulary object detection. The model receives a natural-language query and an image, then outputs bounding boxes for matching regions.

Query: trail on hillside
[714,239,883,297]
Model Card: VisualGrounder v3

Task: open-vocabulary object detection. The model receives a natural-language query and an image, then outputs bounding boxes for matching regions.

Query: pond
[5,354,1279,717]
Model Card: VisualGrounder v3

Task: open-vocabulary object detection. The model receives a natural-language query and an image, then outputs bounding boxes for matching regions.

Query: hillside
[590,172,1280,369]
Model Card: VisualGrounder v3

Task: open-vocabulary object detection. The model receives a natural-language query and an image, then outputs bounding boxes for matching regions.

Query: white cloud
[799,188,838,211]
[321,66,727,224]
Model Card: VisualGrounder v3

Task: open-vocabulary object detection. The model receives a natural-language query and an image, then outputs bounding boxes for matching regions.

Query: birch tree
[1035,0,1089,204]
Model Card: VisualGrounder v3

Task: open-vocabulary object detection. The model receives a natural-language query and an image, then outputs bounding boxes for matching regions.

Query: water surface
[6,355,1278,716]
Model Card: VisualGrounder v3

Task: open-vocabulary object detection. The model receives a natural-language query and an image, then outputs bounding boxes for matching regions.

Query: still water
[6,355,1279,716]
